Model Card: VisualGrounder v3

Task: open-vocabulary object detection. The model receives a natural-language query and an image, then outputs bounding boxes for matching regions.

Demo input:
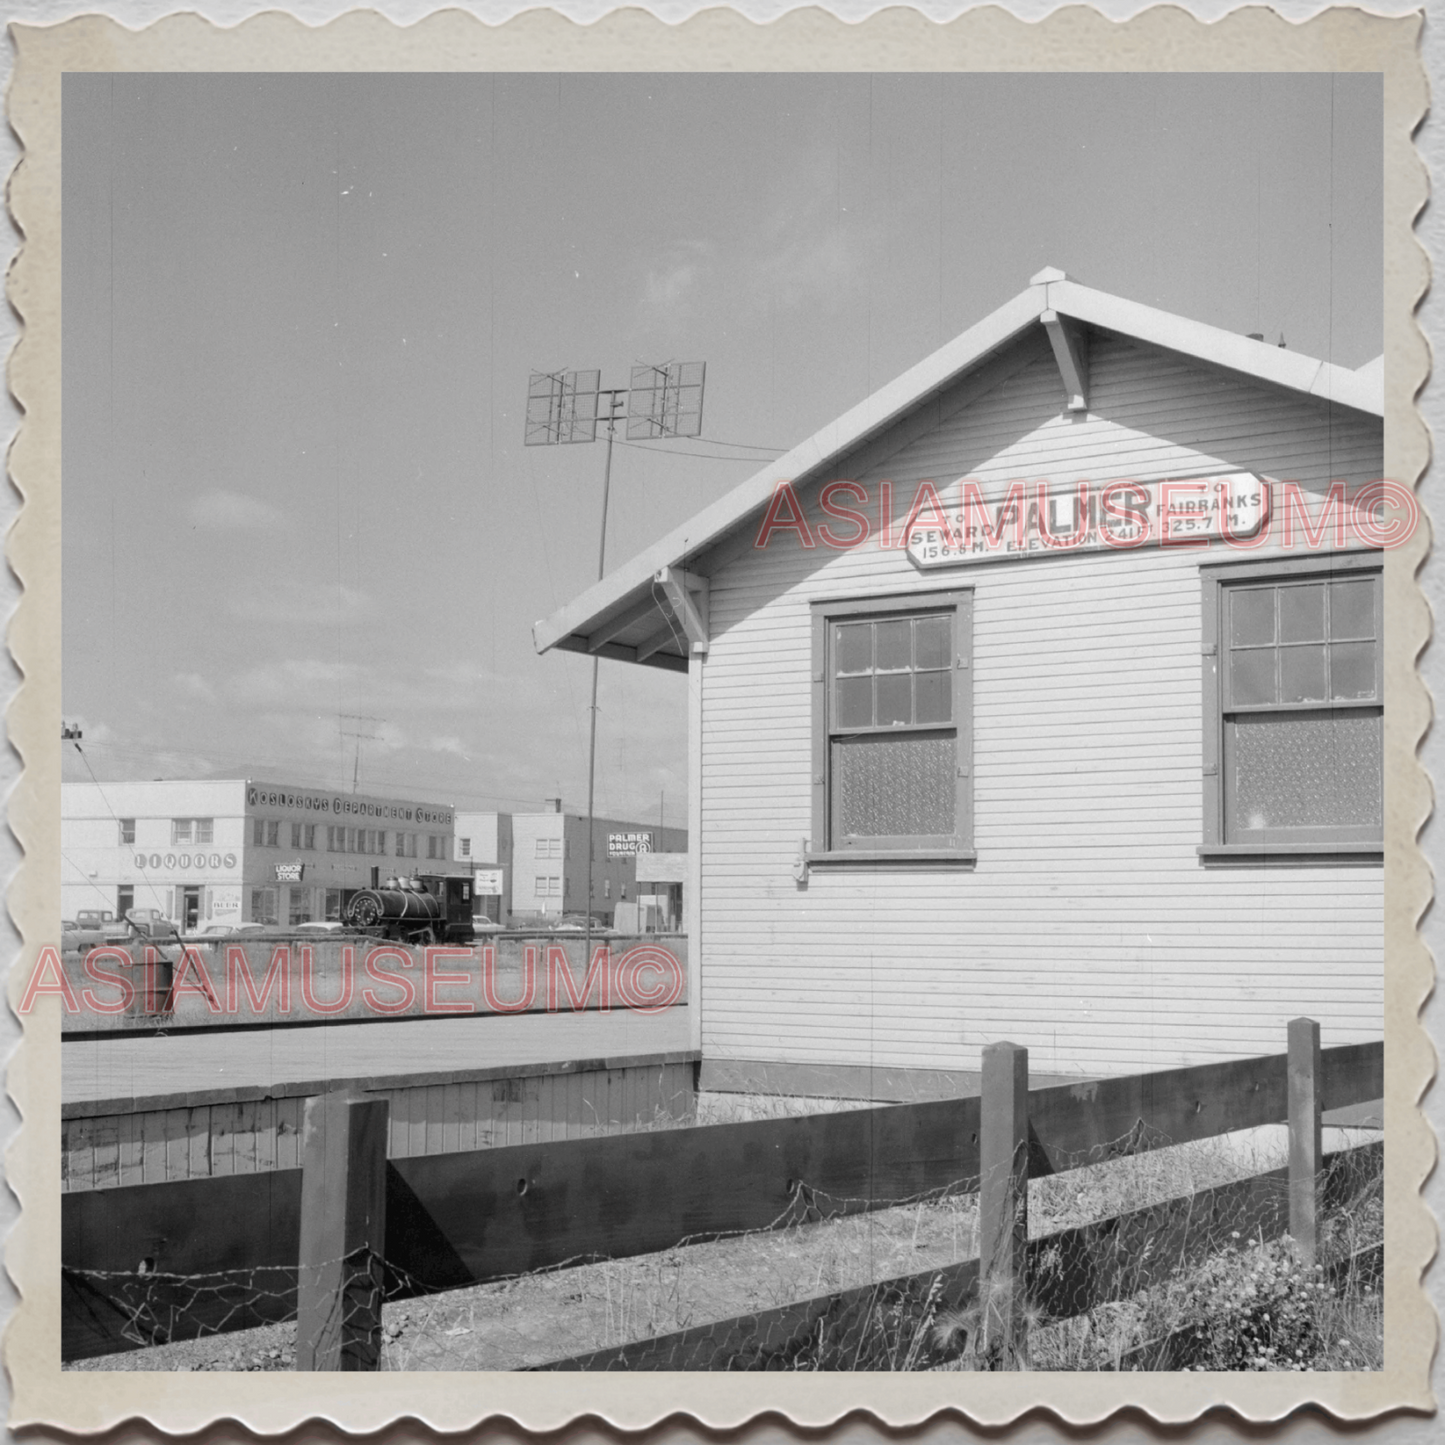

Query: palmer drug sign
[905,472,1267,568]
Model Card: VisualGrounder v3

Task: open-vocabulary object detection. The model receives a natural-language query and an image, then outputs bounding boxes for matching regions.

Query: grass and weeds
[66,1093,1383,1373]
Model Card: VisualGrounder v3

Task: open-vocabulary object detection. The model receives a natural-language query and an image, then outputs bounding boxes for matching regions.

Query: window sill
[808,849,977,867]
[1198,843,1383,861]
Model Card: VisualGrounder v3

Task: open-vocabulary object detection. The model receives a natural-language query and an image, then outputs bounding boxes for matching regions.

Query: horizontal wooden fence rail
[61,1027,1383,1364]
[536,1142,1384,1372]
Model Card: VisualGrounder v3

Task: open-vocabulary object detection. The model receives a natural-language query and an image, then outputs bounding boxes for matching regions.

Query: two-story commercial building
[455,801,687,927]
[62,778,460,930]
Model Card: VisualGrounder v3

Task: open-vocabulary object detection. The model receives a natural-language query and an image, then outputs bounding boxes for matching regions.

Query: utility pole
[524,361,706,968]
[339,714,385,793]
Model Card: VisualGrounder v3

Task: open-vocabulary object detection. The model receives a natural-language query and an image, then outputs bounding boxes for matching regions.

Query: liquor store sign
[906,473,1267,568]
[274,862,306,883]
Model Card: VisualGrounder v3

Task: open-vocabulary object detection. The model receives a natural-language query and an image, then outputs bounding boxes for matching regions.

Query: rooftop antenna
[339,713,385,793]
[525,360,706,962]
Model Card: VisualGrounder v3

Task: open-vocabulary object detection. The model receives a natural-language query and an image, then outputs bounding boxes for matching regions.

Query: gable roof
[534,268,1384,671]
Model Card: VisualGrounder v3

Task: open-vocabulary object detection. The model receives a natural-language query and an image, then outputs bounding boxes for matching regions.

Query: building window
[172,818,213,845]
[810,589,974,857]
[117,885,134,919]
[426,835,449,861]
[534,875,561,899]
[266,820,280,847]
[327,825,341,853]
[1203,555,1382,853]
[394,832,417,859]
[250,887,278,925]
[119,818,136,845]
[459,837,471,858]
[290,822,318,850]
[288,887,311,927]
[325,888,344,921]
[254,818,279,847]
[534,837,562,859]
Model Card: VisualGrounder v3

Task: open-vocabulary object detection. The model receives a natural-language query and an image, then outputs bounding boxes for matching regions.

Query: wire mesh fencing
[61,1129,1382,1372]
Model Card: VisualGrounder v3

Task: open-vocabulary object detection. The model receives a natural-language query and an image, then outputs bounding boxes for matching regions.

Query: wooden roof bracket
[654,566,710,655]
[1041,309,1089,412]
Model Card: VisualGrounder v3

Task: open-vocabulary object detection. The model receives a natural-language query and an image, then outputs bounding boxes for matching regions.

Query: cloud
[757,224,870,315]
[173,671,217,703]
[228,657,363,706]
[429,735,471,761]
[230,583,376,626]
[639,240,715,326]
[186,490,285,531]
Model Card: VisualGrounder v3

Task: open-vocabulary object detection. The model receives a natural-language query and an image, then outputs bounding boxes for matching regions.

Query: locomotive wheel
[349,893,385,928]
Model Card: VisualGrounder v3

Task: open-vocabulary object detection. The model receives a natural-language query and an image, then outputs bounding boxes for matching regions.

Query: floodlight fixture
[525,369,601,445]
[626,361,706,441]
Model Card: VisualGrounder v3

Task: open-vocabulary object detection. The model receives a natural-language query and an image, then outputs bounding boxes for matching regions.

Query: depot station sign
[905,473,1268,568]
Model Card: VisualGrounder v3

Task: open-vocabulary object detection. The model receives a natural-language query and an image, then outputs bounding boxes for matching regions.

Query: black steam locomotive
[344,873,475,946]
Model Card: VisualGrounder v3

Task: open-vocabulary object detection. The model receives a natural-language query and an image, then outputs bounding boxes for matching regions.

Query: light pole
[524,362,705,966]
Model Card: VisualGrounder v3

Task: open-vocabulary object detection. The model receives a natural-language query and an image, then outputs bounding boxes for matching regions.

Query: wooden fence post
[1287,1017,1323,1267]
[295,1091,390,1371]
[979,1040,1029,1369]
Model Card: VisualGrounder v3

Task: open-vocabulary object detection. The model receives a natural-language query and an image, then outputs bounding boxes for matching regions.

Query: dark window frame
[809,588,975,865]
[1200,550,1383,860]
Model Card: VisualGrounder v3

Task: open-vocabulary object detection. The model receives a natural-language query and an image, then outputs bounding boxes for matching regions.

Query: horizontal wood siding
[700,336,1384,1077]
[62,1060,696,1191]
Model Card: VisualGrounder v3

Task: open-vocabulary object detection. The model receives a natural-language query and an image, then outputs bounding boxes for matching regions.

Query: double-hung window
[810,589,974,859]
[1202,553,1382,854]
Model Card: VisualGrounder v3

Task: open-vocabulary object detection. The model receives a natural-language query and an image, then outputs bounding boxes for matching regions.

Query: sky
[61,72,1383,825]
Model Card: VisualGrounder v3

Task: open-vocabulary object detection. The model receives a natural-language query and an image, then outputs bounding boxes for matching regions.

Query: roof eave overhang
[534,276,1383,664]
[532,283,1048,660]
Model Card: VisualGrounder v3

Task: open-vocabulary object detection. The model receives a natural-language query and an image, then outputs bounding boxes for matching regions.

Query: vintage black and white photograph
[21,31,1422,1414]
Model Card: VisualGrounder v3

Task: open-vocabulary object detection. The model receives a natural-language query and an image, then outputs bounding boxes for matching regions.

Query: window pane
[1330,578,1375,640]
[1230,711,1381,832]
[1230,649,1276,705]
[835,675,872,728]
[876,672,912,725]
[914,615,951,672]
[835,623,871,675]
[915,670,952,724]
[831,733,955,839]
[1279,644,1327,703]
[1231,589,1275,646]
[1330,641,1377,701]
[1278,584,1325,643]
[875,619,911,671]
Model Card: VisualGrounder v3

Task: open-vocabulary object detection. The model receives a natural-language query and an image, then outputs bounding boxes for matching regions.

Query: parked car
[552,913,614,934]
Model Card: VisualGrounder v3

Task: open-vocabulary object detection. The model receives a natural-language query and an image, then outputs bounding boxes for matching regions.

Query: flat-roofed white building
[62,778,459,930]
[455,802,687,927]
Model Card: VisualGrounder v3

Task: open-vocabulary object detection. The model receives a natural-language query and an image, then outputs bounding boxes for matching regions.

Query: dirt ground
[65,1101,1382,1374]
[69,1191,981,1372]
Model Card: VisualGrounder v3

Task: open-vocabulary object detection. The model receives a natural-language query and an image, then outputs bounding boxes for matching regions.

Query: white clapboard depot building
[536,268,1388,1096]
